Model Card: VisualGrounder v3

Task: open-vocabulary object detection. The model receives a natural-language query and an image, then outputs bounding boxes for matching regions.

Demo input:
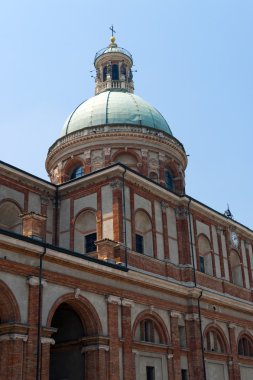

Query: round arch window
[70,166,84,180]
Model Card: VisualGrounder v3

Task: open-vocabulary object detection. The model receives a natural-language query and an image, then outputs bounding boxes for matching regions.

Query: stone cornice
[46,127,187,172]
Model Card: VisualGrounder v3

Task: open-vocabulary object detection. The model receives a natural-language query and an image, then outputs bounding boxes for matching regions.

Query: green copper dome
[61,90,172,136]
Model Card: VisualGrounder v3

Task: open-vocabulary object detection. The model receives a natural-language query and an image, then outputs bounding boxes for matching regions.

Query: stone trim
[27,276,47,287]
[41,337,55,345]
[0,333,28,342]
[81,345,109,353]
[107,295,121,305]
[122,299,134,308]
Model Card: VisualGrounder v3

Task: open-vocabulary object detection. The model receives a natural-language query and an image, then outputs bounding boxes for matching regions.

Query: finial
[109,25,116,37]
[110,35,116,44]
[224,204,233,219]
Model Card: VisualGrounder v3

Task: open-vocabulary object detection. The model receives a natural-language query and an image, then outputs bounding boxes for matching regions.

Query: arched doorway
[50,303,85,380]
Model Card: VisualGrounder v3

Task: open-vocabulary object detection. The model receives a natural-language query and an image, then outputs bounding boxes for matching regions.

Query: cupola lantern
[94,36,134,95]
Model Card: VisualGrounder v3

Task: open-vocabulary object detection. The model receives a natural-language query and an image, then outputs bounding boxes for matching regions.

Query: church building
[0,34,253,380]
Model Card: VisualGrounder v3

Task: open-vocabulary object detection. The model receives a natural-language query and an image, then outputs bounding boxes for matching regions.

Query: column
[185,313,204,380]
[0,333,27,380]
[25,276,47,380]
[82,344,109,380]
[40,337,55,380]
[84,150,91,174]
[141,149,148,176]
[122,299,134,380]
[228,323,240,380]
[107,295,121,380]
[170,311,181,380]
[104,147,111,167]
[110,179,123,242]
[175,207,191,265]
[161,201,169,260]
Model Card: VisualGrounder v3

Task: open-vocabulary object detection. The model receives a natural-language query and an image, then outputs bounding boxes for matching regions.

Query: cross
[109,25,116,37]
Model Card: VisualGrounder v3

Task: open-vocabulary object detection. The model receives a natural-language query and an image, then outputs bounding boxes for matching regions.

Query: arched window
[135,319,162,344]
[114,152,138,172]
[204,329,226,353]
[112,64,119,80]
[164,169,174,191]
[70,166,84,180]
[135,210,153,256]
[238,336,253,357]
[74,210,97,254]
[230,250,243,286]
[198,235,213,276]
[0,201,22,234]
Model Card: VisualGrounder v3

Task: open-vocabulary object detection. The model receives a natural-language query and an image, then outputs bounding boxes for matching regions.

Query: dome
[61,90,172,137]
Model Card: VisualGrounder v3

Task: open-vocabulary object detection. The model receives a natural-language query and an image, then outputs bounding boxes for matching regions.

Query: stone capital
[107,295,121,305]
[167,354,174,360]
[228,323,236,329]
[175,206,189,220]
[110,179,123,189]
[161,201,169,211]
[0,333,28,342]
[170,311,182,319]
[185,313,199,321]
[27,276,47,287]
[82,345,109,353]
[122,299,134,308]
[41,337,55,345]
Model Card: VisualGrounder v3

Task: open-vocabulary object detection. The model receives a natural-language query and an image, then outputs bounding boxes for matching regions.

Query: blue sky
[0,1,252,229]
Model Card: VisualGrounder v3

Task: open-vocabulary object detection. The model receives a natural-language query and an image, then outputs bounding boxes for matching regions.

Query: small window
[141,319,154,342]
[146,366,155,380]
[136,234,144,254]
[112,64,119,80]
[70,166,84,180]
[181,369,188,380]
[165,170,174,191]
[103,66,107,81]
[199,256,205,273]
[179,326,187,347]
[85,233,97,253]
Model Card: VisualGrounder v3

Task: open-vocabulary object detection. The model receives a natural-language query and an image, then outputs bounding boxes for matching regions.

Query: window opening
[112,64,119,80]
[165,170,173,191]
[179,326,187,347]
[181,369,188,380]
[199,256,205,273]
[146,366,155,380]
[136,234,144,254]
[85,233,97,253]
[70,166,84,180]
[103,66,107,81]
[238,337,253,357]
[141,319,154,342]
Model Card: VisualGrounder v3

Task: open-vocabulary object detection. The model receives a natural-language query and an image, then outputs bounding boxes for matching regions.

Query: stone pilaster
[170,311,182,380]
[122,299,134,380]
[107,295,121,380]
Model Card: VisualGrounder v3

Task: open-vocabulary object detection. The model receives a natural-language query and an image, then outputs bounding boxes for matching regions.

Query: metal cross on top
[109,25,116,37]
